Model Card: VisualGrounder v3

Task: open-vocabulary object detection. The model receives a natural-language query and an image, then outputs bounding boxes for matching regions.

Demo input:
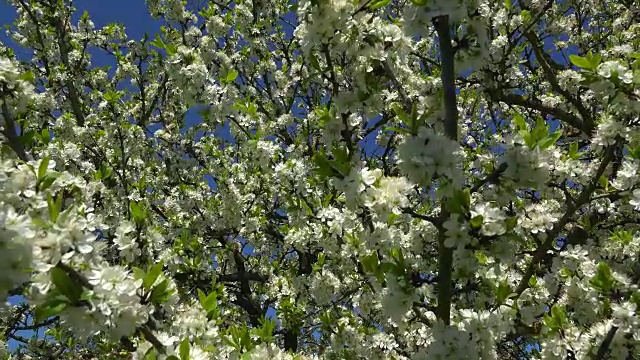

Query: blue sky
[0,0,162,41]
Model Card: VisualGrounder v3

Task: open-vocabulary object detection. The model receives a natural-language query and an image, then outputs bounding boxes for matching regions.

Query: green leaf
[143,348,157,360]
[41,128,51,144]
[625,145,640,160]
[203,291,218,312]
[47,192,63,222]
[391,103,411,127]
[630,291,640,308]
[532,117,549,143]
[150,34,166,50]
[31,217,49,229]
[149,279,173,303]
[312,153,340,179]
[528,276,537,287]
[51,267,82,303]
[198,107,211,119]
[446,188,471,214]
[520,10,531,24]
[495,280,512,304]
[389,248,406,272]
[133,267,146,281]
[225,70,238,84]
[19,70,35,83]
[474,251,488,265]
[551,304,566,327]
[598,175,609,191]
[197,289,207,308]
[513,113,528,131]
[543,305,566,332]
[332,145,350,164]
[569,142,580,159]
[144,262,164,290]
[255,316,276,342]
[308,53,321,71]
[589,262,615,293]
[361,251,379,274]
[538,129,562,149]
[387,212,400,225]
[179,338,190,360]
[103,90,122,103]
[316,252,326,268]
[570,55,593,70]
[470,215,483,229]
[410,0,428,5]
[38,155,50,180]
[505,0,512,10]
[588,51,602,69]
[129,202,146,224]
[39,172,59,192]
[35,297,68,323]
[543,312,557,331]
[368,0,390,10]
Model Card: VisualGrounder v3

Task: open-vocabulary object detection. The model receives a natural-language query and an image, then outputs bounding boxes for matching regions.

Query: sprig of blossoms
[397,126,463,188]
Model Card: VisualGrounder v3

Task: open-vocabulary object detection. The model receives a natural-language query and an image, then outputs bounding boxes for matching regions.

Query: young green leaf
[308,52,321,71]
[144,262,164,290]
[369,0,391,11]
[470,215,483,229]
[590,262,615,293]
[51,267,82,303]
[150,34,166,50]
[225,70,238,84]
[149,279,173,303]
[34,296,68,323]
[47,192,63,222]
[512,113,528,131]
[41,128,51,144]
[38,155,50,181]
[495,280,515,304]
[538,129,562,149]
[569,142,580,159]
[179,338,190,360]
[570,55,594,70]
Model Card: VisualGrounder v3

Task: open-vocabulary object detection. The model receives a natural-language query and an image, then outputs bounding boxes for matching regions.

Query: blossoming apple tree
[1,0,639,358]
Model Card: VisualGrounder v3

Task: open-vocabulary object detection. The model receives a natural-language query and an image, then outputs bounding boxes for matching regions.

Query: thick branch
[492,92,594,135]
[594,325,618,359]
[434,15,458,326]
[1,100,32,161]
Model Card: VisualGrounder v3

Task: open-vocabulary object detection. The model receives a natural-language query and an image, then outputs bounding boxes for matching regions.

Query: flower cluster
[397,127,463,188]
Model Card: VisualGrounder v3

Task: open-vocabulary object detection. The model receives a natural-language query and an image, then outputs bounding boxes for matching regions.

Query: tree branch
[513,143,618,298]
[434,15,458,326]
[1,100,32,162]
[523,31,593,131]
[594,325,618,359]
[492,92,594,135]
